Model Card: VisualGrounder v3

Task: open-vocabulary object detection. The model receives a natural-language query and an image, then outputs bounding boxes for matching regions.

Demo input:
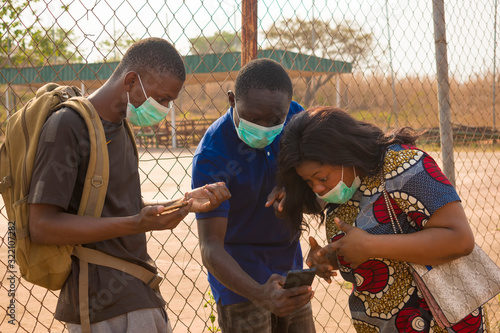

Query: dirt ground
[0,148,499,332]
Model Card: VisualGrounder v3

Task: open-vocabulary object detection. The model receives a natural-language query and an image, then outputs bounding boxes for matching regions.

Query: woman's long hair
[277,107,420,233]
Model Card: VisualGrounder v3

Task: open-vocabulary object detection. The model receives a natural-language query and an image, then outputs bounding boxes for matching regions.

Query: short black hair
[235,58,293,102]
[111,37,186,81]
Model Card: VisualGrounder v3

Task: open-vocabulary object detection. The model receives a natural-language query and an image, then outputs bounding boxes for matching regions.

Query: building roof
[0,50,351,89]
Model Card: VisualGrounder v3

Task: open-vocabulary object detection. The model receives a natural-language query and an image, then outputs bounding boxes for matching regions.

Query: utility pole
[241,0,258,66]
[166,11,177,148]
[494,0,498,138]
[5,38,12,118]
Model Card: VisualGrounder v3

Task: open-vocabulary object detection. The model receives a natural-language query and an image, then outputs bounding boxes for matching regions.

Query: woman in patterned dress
[276,107,487,332]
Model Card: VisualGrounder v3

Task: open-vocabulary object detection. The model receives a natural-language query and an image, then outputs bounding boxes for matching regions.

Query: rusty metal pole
[241,0,258,67]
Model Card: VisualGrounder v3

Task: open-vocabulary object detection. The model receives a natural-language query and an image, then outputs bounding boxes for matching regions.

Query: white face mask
[126,74,172,127]
[233,103,285,149]
[316,166,361,204]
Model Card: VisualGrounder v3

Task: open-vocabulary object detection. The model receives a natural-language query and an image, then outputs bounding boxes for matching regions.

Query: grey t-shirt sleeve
[28,108,88,211]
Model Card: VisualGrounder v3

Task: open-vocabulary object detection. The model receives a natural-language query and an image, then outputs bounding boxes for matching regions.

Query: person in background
[192,58,316,332]
[276,106,486,332]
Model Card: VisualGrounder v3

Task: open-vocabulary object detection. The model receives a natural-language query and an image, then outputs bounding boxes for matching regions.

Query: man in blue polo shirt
[192,59,316,332]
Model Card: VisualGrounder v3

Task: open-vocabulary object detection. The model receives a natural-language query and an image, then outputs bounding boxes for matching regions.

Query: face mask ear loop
[234,103,240,116]
[353,166,357,178]
[136,74,148,98]
[233,103,242,126]
[127,92,131,104]
[341,165,344,182]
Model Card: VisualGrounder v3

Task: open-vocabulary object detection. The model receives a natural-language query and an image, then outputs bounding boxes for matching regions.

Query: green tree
[25,27,82,66]
[98,31,136,62]
[189,30,241,55]
[1,0,39,66]
[1,0,80,67]
[263,18,376,107]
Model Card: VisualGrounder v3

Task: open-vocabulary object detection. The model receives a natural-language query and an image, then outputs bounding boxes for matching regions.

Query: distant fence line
[135,119,500,149]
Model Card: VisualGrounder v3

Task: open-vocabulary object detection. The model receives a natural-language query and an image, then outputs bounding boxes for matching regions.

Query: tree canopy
[1,0,81,67]
[263,18,375,69]
[263,18,376,107]
[97,31,136,62]
[189,30,241,55]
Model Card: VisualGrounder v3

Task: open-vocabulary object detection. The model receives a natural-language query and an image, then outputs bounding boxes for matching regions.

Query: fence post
[432,0,455,186]
[494,0,498,136]
[241,0,258,66]
[5,86,11,119]
[336,75,341,108]
[386,0,398,128]
[171,103,177,149]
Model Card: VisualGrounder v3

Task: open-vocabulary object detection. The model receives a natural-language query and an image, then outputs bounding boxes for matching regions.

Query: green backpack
[0,82,112,289]
[0,83,161,332]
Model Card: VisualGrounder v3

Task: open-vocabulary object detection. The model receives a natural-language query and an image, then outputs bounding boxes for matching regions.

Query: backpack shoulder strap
[59,97,109,333]
[124,119,139,159]
[60,98,161,332]
[73,246,161,289]
[60,97,109,217]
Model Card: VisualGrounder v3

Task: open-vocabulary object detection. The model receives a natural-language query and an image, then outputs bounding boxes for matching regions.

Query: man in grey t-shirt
[28,37,229,333]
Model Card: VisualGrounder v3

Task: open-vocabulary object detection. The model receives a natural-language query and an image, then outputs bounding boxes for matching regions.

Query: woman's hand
[185,182,231,213]
[317,218,373,269]
[306,236,337,283]
[265,186,287,218]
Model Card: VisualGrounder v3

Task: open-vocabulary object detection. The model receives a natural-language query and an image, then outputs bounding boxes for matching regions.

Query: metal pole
[6,37,11,118]
[113,16,117,61]
[52,28,56,64]
[311,0,316,52]
[171,103,177,149]
[386,0,398,128]
[165,10,176,148]
[5,86,11,119]
[433,0,455,186]
[494,0,498,135]
[241,0,258,66]
[336,75,341,108]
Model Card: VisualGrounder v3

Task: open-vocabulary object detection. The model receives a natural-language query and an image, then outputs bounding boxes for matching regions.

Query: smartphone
[283,268,317,289]
[160,201,188,214]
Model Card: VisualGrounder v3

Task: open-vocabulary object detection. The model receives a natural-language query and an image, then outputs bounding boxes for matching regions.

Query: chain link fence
[1,0,499,331]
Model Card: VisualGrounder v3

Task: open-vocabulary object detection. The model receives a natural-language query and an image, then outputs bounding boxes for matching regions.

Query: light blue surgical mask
[126,74,172,127]
[316,166,361,204]
[233,105,285,149]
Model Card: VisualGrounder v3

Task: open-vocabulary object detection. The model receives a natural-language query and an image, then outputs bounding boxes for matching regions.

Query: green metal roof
[184,49,351,74]
[0,50,352,87]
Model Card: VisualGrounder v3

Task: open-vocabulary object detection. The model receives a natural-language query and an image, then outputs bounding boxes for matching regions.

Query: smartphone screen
[283,268,317,289]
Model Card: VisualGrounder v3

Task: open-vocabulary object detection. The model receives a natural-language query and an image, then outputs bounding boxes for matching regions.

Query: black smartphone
[283,268,317,289]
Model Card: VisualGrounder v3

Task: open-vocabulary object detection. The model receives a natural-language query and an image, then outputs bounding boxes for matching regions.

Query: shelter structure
[1,50,351,147]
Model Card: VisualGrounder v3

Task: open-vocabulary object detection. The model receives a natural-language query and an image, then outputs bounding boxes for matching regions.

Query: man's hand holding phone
[283,268,317,289]
[253,272,314,317]
[137,200,192,232]
[160,201,189,214]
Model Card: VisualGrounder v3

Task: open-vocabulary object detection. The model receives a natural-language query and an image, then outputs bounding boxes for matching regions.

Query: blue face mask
[233,105,285,149]
[126,74,172,127]
[316,166,361,204]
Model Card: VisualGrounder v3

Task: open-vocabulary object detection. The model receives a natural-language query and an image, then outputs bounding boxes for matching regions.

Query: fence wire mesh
[1,0,499,332]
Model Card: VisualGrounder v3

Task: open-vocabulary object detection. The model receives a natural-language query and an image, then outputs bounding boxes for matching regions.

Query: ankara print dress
[325,144,487,333]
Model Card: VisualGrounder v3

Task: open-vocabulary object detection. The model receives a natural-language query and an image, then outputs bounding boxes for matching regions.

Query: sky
[18,0,500,82]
